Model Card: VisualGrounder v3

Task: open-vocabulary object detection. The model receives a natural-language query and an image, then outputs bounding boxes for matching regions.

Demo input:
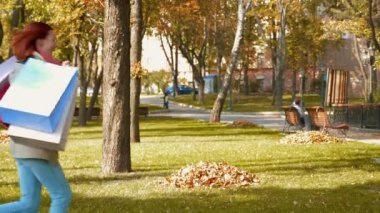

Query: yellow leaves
[227,119,259,128]
[162,161,260,188]
[322,19,370,40]
[0,130,9,144]
[279,131,345,144]
[131,62,148,79]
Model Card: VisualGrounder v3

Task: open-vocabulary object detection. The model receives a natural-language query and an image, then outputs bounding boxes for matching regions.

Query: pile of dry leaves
[280,131,344,144]
[0,130,10,144]
[162,161,259,188]
[227,120,258,128]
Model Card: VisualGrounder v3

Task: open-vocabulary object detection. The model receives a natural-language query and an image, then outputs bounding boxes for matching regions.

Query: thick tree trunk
[190,63,205,104]
[130,0,143,143]
[102,0,131,173]
[209,0,251,122]
[197,78,205,104]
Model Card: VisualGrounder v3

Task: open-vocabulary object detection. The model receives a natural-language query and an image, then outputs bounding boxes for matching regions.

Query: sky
[141,36,191,73]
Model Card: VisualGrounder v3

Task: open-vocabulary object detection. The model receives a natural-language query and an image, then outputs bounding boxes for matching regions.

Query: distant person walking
[163,92,169,109]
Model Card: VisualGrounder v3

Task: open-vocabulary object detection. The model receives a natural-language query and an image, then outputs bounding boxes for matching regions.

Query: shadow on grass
[67,171,172,184]
[241,158,380,174]
[68,117,281,140]
[65,181,380,213]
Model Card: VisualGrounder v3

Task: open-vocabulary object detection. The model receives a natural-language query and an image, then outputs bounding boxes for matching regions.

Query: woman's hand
[62,60,71,66]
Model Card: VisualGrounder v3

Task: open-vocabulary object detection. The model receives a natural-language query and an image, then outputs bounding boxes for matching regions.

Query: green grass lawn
[1,117,380,212]
[172,94,366,112]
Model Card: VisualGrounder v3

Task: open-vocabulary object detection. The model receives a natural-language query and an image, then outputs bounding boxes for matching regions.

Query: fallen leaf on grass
[280,131,344,144]
[162,161,259,188]
[0,130,9,144]
[226,120,258,128]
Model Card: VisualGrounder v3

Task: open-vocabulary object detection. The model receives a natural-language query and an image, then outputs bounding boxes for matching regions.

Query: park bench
[139,107,149,117]
[74,107,101,119]
[306,106,349,137]
[282,106,304,133]
[74,107,148,118]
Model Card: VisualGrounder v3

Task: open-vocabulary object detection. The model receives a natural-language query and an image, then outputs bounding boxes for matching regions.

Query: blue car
[165,85,198,95]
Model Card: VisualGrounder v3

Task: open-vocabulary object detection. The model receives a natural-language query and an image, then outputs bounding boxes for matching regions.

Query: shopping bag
[8,80,78,151]
[0,56,17,92]
[0,58,78,133]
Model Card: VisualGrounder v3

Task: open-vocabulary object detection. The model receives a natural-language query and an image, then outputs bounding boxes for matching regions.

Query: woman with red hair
[0,22,72,213]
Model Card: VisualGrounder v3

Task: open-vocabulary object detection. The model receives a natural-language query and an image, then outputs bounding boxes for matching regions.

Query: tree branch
[368,0,380,52]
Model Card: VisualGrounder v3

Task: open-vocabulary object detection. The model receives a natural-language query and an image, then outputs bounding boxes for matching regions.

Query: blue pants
[0,159,72,213]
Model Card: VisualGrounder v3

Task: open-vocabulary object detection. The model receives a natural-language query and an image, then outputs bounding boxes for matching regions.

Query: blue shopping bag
[0,58,78,133]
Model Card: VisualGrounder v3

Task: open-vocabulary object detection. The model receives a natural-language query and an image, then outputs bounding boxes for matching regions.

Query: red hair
[12,22,53,61]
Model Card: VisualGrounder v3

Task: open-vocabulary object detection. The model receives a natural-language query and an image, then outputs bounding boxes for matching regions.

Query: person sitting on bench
[291,99,305,127]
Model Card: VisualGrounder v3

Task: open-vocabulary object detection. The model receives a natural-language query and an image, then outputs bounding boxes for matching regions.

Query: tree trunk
[130,0,143,143]
[235,69,241,103]
[243,60,249,95]
[102,0,131,173]
[190,63,205,104]
[159,35,179,97]
[9,0,25,57]
[130,78,141,142]
[209,0,251,122]
[178,43,206,103]
[173,46,179,97]
[216,53,223,90]
[10,0,23,29]
[197,78,205,104]
[368,0,378,95]
[369,0,380,52]
[77,50,87,126]
[353,36,370,102]
[270,18,277,106]
[275,0,287,111]
[300,67,305,105]
[0,21,3,63]
[87,69,103,121]
[291,70,297,101]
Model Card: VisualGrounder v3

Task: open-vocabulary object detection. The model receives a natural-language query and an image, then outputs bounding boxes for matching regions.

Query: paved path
[141,95,380,145]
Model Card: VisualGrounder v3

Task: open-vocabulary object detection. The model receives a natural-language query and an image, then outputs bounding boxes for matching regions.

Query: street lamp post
[228,87,232,111]
[362,43,374,103]
[300,68,306,108]
[319,64,326,107]
[369,44,375,103]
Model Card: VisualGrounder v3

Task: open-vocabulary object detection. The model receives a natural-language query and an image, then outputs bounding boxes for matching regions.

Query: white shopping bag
[0,58,78,132]
[9,80,78,151]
